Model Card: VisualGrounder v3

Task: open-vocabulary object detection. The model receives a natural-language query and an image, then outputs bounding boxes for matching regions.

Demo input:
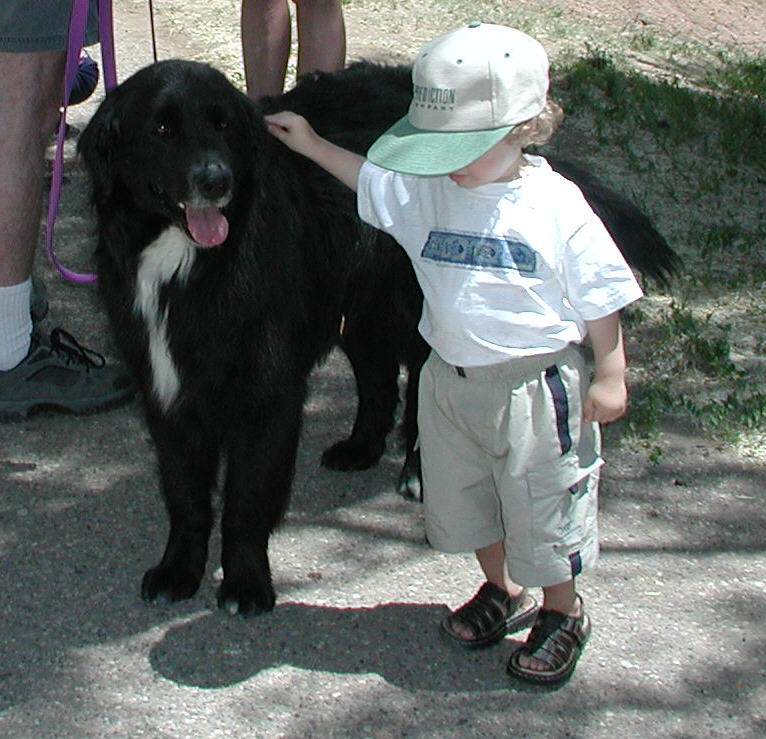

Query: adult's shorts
[0,0,99,52]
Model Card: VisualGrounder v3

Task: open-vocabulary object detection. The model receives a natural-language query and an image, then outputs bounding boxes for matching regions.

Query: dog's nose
[191,161,232,201]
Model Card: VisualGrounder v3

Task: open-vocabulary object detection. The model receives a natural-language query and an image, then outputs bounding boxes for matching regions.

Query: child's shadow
[150,601,522,692]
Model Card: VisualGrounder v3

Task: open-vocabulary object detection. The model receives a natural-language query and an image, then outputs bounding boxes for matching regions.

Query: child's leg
[416,353,540,647]
[498,348,598,682]
[442,541,538,646]
[476,540,524,597]
[507,583,590,685]
[541,578,577,615]
[443,541,536,645]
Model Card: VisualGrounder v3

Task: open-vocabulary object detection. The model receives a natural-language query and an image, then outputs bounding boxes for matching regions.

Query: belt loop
[455,366,466,378]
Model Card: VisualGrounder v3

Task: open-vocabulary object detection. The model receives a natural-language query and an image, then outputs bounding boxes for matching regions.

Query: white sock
[0,277,33,371]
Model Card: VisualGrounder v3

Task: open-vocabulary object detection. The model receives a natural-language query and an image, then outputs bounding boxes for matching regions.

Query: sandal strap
[520,596,589,672]
[445,582,526,639]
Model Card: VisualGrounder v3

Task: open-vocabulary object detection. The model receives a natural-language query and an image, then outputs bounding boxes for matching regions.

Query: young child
[266,22,643,686]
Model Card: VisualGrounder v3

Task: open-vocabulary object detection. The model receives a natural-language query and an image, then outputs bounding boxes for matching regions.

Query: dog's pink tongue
[185,206,229,247]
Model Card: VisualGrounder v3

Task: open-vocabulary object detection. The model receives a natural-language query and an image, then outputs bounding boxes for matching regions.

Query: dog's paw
[141,565,201,604]
[396,467,422,501]
[216,578,276,617]
[396,449,422,502]
[321,438,385,471]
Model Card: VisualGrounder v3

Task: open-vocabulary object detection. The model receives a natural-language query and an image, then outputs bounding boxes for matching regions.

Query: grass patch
[541,45,766,457]
[621,297,765,448]
[707,52,766,97]
[555,54,766,165]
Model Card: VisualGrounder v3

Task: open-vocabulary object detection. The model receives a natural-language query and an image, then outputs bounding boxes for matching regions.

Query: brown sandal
[441,582,539,648]
[506,594,591,685]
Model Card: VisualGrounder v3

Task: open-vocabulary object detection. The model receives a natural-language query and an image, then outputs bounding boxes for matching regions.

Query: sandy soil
[515,0,766,52]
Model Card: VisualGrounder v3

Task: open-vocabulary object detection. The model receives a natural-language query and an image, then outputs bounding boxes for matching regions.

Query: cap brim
[367,115,514,176]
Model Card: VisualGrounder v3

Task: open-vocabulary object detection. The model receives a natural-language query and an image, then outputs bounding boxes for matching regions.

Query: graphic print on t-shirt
[421,230,537,273]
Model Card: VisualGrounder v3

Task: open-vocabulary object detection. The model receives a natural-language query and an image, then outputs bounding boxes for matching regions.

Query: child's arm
[583,311,628,424]
[265,111,365,192]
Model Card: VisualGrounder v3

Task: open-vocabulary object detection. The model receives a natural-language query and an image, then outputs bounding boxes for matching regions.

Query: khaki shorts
[418,346,602,588]
[0,1,98,52]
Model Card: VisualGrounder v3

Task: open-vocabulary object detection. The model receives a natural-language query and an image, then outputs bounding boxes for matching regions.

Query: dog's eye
[154,122,175,137]
[209,113,229,131]
[207,105,230,132]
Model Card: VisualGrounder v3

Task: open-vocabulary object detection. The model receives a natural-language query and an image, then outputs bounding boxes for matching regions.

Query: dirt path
[516,0,766,52]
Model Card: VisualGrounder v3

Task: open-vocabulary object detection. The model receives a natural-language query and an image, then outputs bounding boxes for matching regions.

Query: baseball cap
[367,22,550,176]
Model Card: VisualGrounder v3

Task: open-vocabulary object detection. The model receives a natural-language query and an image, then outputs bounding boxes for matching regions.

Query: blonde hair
[509,98,564,148]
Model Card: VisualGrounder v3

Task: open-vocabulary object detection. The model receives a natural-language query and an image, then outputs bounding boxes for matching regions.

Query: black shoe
[0,328,134,420]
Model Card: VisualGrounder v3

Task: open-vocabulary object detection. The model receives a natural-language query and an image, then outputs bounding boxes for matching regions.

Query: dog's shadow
[150,601,524,692]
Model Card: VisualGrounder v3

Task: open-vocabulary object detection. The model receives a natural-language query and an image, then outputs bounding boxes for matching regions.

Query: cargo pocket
[526,450,603,564]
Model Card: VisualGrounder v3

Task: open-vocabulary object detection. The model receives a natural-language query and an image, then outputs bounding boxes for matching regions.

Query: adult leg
[0,51,63,286]
[241,0,291,98]
[294,0,345,77]
[0,49,134,416]
[0,51,63,369]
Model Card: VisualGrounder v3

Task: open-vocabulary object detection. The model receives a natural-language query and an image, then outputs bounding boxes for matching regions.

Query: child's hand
[265,110,365,192]
[583,375,627,424]
[264,111,318,157]
[584,312,629,424]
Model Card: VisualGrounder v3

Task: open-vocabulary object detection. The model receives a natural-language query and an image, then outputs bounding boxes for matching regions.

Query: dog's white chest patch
[134,227,197,412]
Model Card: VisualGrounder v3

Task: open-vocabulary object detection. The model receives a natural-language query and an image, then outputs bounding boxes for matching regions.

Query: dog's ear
[78,88,127,204]
[237,91,269,141]
[235,92,274,179]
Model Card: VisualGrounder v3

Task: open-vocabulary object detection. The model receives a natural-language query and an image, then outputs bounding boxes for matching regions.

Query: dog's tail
[549,156,681,286]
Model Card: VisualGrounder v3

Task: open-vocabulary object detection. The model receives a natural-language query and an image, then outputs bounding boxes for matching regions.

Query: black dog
[79,60,677,616]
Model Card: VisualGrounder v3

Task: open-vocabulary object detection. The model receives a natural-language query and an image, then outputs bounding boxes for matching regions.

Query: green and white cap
[367,22,549,175]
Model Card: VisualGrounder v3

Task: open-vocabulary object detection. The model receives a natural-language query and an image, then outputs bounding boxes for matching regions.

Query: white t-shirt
[357,155,644,367]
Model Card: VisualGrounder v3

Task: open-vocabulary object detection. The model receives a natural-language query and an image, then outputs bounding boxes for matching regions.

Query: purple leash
[45,0,118,283]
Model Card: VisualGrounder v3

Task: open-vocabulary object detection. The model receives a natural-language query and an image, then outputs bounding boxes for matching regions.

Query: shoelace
[48,327,106,370]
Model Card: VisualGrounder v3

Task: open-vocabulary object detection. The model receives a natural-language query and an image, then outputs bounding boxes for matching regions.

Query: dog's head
[79,60,264,247]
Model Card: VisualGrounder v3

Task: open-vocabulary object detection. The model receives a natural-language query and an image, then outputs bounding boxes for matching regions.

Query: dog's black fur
[79,60,678,616]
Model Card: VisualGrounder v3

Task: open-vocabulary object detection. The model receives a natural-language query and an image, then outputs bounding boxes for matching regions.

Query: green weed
[683,391,766,437]
[627,377,676,431]
[555,54,766,167]
[708,52,766,97]
[665,302,735,375]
